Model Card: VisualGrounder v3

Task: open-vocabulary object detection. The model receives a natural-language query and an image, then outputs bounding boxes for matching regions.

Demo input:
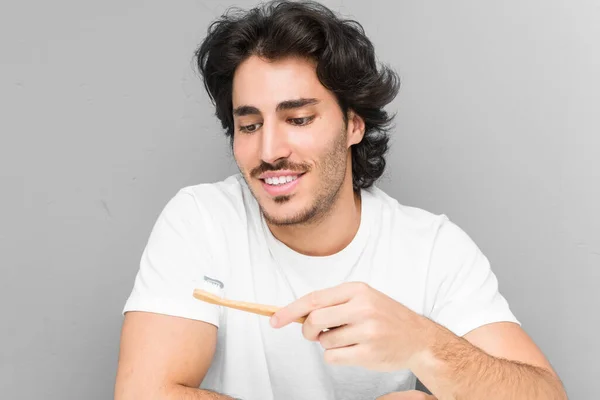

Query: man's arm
[271,282,567,400]
[114,311,237,400]
[410,321,567,400]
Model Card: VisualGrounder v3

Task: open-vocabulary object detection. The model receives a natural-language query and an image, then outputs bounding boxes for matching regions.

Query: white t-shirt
[123,174,519,400]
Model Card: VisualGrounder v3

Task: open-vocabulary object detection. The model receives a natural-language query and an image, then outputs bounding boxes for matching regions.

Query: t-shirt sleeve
[122,189,220,327]
[425,216,520,337]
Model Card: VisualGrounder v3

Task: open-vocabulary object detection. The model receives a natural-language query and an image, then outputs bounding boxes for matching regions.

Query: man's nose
[260,121,291,165]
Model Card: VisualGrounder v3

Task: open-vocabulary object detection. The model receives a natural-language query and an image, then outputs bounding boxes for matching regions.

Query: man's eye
[239,123,262,133]
[288,116,315,126]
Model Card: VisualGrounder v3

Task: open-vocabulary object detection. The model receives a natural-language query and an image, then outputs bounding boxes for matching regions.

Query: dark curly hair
[195,0,400,190]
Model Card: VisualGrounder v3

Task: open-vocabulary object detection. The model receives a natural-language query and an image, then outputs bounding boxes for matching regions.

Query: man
[114,1,567,399]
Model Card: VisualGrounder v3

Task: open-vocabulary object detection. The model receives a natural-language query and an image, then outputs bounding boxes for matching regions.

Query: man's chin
[262,211,303,226]
[259,200,314,227]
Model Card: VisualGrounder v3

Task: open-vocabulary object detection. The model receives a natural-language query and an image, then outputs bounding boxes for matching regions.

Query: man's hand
[270,282,567,400]
[377,391,437,400]
[270,281,431,371]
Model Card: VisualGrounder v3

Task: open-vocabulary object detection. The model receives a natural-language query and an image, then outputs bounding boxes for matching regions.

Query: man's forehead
[231,55,325,107]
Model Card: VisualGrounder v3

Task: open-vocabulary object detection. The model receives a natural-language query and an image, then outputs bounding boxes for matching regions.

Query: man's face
[231,55,361,226]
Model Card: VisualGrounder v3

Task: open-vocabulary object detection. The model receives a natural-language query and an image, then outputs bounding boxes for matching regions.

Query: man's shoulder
[179,173,247,201]
[171,173,256,222]
[367,185,448,234]
[370,186,476,255]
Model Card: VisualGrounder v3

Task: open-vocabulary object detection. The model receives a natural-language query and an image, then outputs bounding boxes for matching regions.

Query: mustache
[250,160,311,178]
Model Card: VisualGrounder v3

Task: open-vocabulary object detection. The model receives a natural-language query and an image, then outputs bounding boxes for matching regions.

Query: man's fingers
[271,282,367,328]
[322,343,364,366]
[317,323,359,349]
[376,390,437,399]
[302,303,355,341]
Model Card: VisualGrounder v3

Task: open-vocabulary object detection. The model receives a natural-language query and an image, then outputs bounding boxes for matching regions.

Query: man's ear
[346,110,365,147]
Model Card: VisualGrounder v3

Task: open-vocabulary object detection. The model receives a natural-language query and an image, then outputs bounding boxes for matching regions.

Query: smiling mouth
[261,173,304,186]
[258,172,306,197]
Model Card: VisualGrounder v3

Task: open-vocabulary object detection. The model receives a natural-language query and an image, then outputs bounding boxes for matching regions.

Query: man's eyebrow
[232,105,260,117]
[232,98,320,117]
[276,98,320,111]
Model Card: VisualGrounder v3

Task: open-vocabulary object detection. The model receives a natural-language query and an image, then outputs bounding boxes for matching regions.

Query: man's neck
[267,185,362,257]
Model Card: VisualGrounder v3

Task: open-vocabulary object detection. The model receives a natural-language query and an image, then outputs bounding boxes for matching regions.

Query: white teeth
[265,175,298,185]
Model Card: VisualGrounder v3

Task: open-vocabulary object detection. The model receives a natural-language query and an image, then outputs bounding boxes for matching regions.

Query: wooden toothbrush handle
[223,299,280,318]
[193,289,306,324]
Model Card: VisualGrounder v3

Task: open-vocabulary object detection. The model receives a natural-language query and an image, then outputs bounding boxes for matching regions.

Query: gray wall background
[1,0,597,398]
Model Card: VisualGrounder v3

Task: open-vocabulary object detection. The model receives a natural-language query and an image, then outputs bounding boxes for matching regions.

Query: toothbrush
[192,287,307,324]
